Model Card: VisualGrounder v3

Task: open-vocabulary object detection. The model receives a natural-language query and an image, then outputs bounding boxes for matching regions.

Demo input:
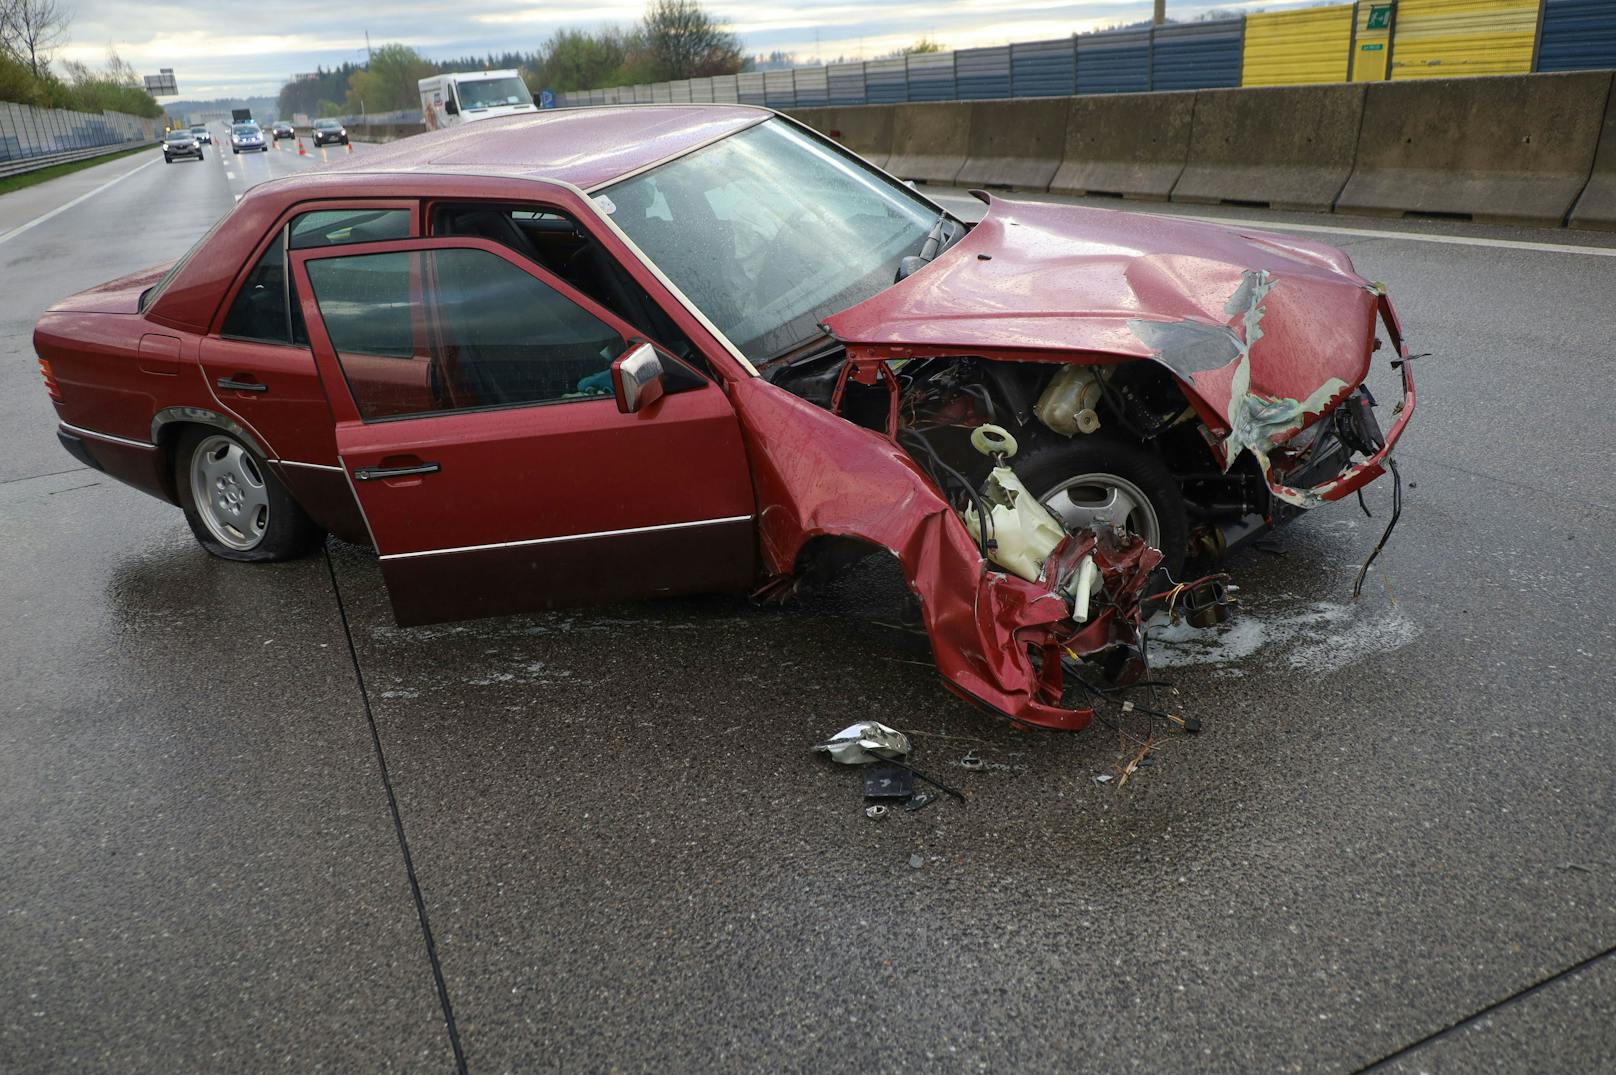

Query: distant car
[271,121,295,140]
[189,125,212,145]
[229,123,266,154]
[162,130,204,163]
[311,118,348,146]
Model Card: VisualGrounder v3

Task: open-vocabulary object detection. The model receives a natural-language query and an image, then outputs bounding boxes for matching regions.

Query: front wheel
[1014,436,1189,579]
[175,430,324,562]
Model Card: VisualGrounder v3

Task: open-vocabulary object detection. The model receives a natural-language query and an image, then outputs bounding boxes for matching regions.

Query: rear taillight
[38,356,62,404]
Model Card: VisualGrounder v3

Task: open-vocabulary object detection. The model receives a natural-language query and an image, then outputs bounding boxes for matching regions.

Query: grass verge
[0,143,156,198]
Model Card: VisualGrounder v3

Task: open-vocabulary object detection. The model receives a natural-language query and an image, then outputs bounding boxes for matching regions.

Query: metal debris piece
[815,721,912,764]
[908,853,924,869]
[865,805,889,820]
[960,752,985,772]
[905,791,938,812]
[1094,773,1114,785]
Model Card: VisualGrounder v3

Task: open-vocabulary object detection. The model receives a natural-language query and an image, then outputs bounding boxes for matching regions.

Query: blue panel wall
[956,46,1012,99]
[906,51,957,100]
[1076,28,1151,94]
[737,72,767,105]
[764,69,796,107]
[1011,38,1077,97]
[827,62,866,105]
[794,66,829,107]
[865,58,908,103]
[1151,19,1244,90]
[1537,0,1616,71]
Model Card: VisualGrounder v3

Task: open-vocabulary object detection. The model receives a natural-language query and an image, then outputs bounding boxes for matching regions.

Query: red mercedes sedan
[33,105,1414,731]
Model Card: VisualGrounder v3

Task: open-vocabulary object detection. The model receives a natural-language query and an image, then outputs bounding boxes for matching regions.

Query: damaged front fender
[729,378,1157,731]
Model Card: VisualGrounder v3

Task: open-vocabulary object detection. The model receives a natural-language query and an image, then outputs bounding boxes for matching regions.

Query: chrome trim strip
[271,458,345,472]
[379,514,754,561]
[60,422,155,450]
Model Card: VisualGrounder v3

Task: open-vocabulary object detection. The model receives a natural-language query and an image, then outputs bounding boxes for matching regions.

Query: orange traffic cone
[296,138,306,157]
[345,141,353,154]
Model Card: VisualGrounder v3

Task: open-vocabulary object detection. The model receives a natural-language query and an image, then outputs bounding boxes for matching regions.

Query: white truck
[419,70,538,130]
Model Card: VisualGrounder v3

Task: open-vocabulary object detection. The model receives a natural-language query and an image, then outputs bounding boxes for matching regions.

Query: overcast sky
[58,0,1314,99]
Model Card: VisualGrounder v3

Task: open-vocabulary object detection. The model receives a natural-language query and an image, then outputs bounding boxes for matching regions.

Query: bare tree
[2,0,71,78]
[640,0,741,81]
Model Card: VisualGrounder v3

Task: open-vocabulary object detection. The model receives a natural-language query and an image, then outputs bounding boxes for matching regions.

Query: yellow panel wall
[1352,0,1395,80]
[1242,4,1356,85]
[1389,0,1541,79]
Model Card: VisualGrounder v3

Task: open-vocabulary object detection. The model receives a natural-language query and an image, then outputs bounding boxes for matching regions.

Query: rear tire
[175,429,324,563]
[1013,435,1189,579]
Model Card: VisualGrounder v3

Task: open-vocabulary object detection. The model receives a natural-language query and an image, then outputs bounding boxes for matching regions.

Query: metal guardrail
[0,139,154,181]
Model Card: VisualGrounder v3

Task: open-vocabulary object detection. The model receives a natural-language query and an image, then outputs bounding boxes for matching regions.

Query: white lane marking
[0,156,161,248]
[928,192,1616,259]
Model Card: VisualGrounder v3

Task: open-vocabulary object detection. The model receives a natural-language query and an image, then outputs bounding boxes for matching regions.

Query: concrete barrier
[814,105,894,169]
[955,97,1072,190]
[350,123,427,143]
[785,107,832,135]
[1569,73,1616,231]
[1171,84,1365,212]
[1048,91,1195,200]
[884,101,973,184]
[1336,71,1612,226]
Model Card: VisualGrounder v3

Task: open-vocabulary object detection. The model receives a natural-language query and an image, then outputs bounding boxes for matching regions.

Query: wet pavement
[2,137,1613,1072]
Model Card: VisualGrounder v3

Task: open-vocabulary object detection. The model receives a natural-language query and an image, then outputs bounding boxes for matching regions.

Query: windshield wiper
[895,212,951,283]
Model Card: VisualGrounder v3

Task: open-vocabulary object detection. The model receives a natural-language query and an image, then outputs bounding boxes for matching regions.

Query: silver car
[229,123,266,154]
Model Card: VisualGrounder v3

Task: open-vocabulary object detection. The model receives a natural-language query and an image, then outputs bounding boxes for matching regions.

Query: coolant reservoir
[961,424,1068,583]
[1034,365,1106,436]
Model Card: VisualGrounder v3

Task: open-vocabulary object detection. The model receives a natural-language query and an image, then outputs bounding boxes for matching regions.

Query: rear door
[290,236,757,625]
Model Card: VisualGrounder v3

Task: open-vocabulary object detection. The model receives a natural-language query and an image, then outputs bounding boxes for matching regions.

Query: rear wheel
[175,430,324,562]
[1014,436,1189,579]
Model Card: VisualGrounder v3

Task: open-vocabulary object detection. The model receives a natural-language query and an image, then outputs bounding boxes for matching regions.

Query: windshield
[315,120,339,129]
[232,125,258,136]
[166,132,191,141]
[455,77,529,110]
[189,126,205,132]
[602,118,942,360]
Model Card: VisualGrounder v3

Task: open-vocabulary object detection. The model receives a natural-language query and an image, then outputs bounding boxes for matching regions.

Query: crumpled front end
[730,377,1157,732]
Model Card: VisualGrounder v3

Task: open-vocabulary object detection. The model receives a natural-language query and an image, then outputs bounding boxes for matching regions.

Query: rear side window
[222,208,410,346]
[305,247,625,421]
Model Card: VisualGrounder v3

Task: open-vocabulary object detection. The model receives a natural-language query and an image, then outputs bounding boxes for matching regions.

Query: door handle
[353,462,441,481]
[217,376,267,393]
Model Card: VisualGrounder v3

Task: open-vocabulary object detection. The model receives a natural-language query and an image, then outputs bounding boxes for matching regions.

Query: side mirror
[444,99,459,116]
[612,342,665,414]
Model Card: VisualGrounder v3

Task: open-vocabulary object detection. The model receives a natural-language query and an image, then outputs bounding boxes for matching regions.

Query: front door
[290,236,757,625]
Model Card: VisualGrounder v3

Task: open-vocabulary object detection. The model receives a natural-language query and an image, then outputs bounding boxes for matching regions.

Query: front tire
[175,430,324,562]
[1014,435,1189,579]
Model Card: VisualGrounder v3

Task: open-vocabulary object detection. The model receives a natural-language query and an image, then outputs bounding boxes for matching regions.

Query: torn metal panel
[823,192,1382,449]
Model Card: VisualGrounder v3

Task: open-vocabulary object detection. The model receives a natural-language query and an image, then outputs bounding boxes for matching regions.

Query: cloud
[57,0,1328,98]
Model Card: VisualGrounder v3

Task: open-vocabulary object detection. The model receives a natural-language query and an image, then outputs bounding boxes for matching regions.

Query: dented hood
[823,195,1381,445]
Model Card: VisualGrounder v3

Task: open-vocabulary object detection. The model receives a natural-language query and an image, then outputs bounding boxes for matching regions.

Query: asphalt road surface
[2,131,1613,1073]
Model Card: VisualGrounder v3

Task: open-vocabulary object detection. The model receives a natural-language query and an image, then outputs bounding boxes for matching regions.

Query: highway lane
[2,145,1614,1073]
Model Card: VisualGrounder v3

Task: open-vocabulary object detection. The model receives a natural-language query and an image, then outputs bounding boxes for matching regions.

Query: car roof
[324,105,770,191]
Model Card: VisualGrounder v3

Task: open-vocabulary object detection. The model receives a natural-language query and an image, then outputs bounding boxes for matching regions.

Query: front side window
[602,118,942,360]
[305,247,625,421]
[222,207,410,346]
